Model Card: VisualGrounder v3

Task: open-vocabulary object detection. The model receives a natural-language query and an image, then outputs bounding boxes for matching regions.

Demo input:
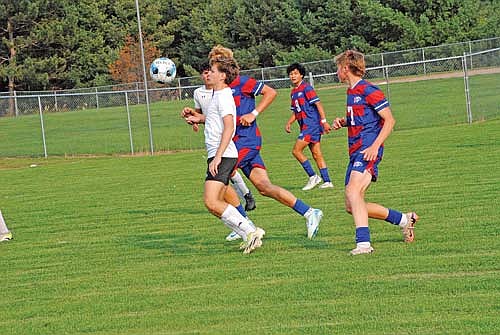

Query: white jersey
[204,87,238,159]
[193,86,213,114]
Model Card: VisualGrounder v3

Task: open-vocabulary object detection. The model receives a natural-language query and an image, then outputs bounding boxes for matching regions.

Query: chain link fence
[0,40,498,157]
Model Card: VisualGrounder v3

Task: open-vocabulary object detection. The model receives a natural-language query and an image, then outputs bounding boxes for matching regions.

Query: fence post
[125,91,134,154]
[14,91,19,117]
[462,52,472,124]
[308,72,314,88]
[38,96,48,157]
[95,87,99,110]
[384,66,391,102]
[422,49,427,75]
[54,91,58,112]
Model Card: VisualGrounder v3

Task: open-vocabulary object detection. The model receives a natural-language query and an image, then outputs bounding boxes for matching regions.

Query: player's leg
[248,166,323,239]
[292,139,321,190]
[345,170,374,255]
[0,210,12,242]
[309,141,333,189]
[223,186,255,241]
[230,170,256,211]
[365,203,418,242]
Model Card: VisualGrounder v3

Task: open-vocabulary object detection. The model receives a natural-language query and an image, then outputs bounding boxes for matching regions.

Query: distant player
[0,209,12,242]
[285,62,333,190]
[332,50,418,255]
[198,55,264,254]
[208,45,324,239]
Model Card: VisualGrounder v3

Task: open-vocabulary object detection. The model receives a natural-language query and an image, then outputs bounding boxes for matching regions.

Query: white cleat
[306,208,323,239]
[226,231,242,241]
[242,227,265,254]
[302,175,321,191]
[350,246,374,255]
[401,212,419,243]
[318,181,334,189]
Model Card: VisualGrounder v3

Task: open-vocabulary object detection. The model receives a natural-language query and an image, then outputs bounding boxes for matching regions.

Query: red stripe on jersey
[233,134,240,142]
[233,95,241,108]
[349,139,362,155]
[348,125,363,137]
[305,89,316,100]
[256,127,261,137]
[352,105,364,117]
[366,90,385,106]
[241,77,257,95]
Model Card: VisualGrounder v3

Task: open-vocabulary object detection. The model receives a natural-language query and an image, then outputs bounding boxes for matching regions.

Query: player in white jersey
[182,63,256,241]
[198,56,264,254]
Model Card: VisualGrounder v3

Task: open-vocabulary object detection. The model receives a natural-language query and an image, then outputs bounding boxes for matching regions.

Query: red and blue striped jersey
[290,81,322,133]
[229,75,265,150]
[345,79,389,156]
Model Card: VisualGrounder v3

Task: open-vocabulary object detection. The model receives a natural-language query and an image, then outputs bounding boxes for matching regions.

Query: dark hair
[286,62,306,76]
[198,61,210,73]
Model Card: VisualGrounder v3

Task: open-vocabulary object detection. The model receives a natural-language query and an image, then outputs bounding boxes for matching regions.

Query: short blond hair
[334,50,366,77]
[208,45,234,61]
[210,56,239,85]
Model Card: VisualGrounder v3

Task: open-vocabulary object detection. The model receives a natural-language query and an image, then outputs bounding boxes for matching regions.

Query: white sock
[399,213,408,226]
[230,171,250,199]
[221,205,255,239]
[0,210,9,234]
[357,241,371,249]
[304,207,314,219]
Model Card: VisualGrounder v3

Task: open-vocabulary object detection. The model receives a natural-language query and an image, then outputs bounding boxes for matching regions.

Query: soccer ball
[150,57,177,84]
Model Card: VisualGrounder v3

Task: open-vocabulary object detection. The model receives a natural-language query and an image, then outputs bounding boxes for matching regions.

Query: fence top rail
[467,47,500,57]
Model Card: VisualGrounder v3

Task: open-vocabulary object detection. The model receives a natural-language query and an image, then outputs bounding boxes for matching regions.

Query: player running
[332,50,418,255]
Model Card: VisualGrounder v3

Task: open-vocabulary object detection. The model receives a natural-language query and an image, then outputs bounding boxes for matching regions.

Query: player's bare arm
[315,101,331,133]
[360,107,395,161]
[239,84,277,126]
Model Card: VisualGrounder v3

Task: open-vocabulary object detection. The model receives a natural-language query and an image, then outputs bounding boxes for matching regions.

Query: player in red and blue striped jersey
[285,62,333,191]
[332,50,419,255]
[209,45,324,240]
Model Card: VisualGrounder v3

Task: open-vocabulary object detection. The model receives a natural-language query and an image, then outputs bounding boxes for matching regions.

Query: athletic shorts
[205,157,238,185]
[298,130,321,144]
[345,148,384,185]
[236,148,266,179]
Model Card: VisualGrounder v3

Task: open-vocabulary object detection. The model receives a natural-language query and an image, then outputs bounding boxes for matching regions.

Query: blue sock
[236,204,247,218]
[355,227,371,243]
[385,208,403,225]
[319,167,331,182]
[301,160,316,177]
[292,199,310,216]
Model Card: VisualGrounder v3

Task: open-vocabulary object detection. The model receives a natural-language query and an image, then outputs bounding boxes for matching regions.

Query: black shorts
[205,157,237,185]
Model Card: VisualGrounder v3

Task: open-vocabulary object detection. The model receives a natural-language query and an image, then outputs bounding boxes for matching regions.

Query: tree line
[1,0,499,95]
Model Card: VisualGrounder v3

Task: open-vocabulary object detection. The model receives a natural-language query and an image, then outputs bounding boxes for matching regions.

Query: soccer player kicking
[182,62,257,213]
[332,50,418,255]
[285,62,334,191]
[200,55,265,254]
[208,45,324,240]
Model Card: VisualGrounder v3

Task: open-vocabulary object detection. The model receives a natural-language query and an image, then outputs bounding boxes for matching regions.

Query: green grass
[0,72,498,157]
[0,117,499,334]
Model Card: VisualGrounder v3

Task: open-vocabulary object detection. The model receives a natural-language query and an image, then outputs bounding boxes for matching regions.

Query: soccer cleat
[401,212,419,243]
[242,227,265,254]
[350,246,374,255]
[306,208,323,239]
[0,232,13,242]
[244,192,256,211]
[225,231,242,241]
[302,175,322,191]
[318,181,334,189]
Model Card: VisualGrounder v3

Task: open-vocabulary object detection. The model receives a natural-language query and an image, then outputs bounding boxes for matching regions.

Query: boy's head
[209,56,239,85]
[198,62,210,74]
[334,50,366,77]
[286,62,306,77]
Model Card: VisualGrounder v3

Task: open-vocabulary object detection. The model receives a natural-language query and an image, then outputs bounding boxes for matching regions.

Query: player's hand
[192,124,199,132]
[332,117,345,130]
[181,107,195,118]
[360,145,379,161]
[322,121,332,134]
[240,113,256,127]
[285,123,292,133]
[209,156,221,176]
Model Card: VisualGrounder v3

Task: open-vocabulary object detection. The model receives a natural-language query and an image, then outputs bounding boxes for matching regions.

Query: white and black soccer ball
[150,57,177,84]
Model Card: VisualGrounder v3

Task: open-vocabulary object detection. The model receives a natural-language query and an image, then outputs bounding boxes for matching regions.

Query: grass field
[1,112,499,334]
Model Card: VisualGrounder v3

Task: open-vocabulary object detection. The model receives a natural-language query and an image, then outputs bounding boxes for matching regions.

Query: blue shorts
[345,148,384,185]
[298,130,321,144]
[237,148,266,178]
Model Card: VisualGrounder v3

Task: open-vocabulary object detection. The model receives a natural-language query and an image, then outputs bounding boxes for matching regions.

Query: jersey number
[347,106,355,125]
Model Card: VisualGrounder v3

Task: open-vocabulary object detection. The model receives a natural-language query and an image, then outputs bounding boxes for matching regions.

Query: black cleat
[244,192,256,211]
